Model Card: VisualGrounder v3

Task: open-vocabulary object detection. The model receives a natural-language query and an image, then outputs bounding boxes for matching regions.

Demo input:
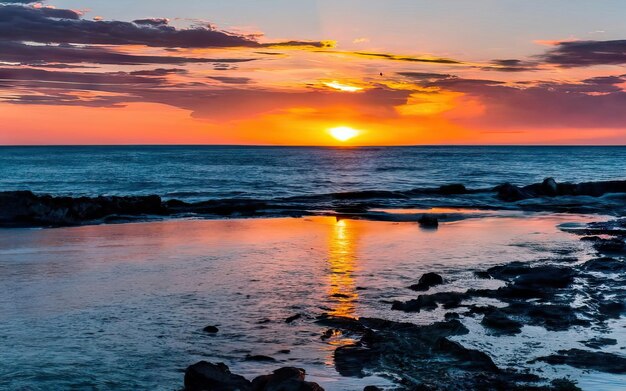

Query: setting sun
[329,126,360,142]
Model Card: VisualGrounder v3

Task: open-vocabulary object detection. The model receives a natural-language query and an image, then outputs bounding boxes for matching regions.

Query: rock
[363,386,382,391]
[0,191,165,227]
[418,215,439,228]
[184,361,252,391]
[432,338,500,372]
[531,349,626,374]
[392,291,468,312]
[203,325,219,333]
[592,238,625,253]
[481,310,522,334]
[582,257,626,273]
[580,337,618,349]
[245,354,276,362]
[494,183,534,202]
[285,314,302,323]
[438,184,467,195]
[251,367,324,391]
[409,272,444,291]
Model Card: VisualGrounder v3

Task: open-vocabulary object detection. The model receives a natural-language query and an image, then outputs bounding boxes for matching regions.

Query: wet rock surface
[184,361,323,391]
[531,349,626,375]
[408,272,444,291]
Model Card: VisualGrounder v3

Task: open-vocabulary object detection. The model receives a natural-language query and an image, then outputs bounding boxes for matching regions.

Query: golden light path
[329,126,360,142]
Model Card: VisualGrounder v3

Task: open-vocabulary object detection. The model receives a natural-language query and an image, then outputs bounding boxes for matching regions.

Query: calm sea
[1,146,625,201]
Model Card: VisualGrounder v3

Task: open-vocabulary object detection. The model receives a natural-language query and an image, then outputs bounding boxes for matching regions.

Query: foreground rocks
[184,361,323,391]
[495,177,626,202]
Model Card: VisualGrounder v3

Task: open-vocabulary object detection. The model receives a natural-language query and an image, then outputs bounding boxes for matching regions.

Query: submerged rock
[531,349,626,374]
[409,272,444,291]
[285,314,302,324]
[203,325,219,333]
[580,337,618,349]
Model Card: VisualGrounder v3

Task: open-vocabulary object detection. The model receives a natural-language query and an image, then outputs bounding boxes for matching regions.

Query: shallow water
[0,214,624,390]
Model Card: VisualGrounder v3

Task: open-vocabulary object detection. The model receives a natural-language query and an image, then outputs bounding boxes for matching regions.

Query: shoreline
[2,178,626,229]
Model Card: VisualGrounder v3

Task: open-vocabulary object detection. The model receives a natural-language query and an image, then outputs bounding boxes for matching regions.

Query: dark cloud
[0,41,258,65]
[343,51,462,64]
[0,67,168,85]
[431,74,626,128]
[540,40,626,67]
[486,59,537,72]
[397,72,454,81]
[133,18,169,26]
[208,76,252,84]
[0,4,329,49]
[130,68,187,76]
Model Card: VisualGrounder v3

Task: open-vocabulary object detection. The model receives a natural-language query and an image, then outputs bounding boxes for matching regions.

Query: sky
[1,0,626,145]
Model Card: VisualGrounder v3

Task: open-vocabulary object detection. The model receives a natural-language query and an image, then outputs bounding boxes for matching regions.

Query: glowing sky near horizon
[1,0,626,145]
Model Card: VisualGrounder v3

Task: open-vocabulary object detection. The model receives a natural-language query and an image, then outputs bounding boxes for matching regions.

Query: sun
[329,126,360,142]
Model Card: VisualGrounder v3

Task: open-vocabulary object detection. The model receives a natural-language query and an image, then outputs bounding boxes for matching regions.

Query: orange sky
[1,2,626,145]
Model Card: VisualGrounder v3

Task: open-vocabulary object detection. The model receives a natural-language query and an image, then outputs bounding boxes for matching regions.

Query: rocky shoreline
[2,178,626,228]
[178,217,625,390]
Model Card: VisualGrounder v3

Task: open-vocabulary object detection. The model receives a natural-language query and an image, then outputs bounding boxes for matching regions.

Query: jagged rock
[251,367,324,391]
[409,272,444,291]
[184,361,252,391]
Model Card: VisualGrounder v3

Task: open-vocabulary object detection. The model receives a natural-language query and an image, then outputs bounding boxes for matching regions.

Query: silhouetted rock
[409,272,444,291]
[184,361,252,391]
[203,325,219,333]
[494,183,534,201]
[0,191,165,227]
[438,184,467,195]
[418,215,439,228]
[531,349,626,374]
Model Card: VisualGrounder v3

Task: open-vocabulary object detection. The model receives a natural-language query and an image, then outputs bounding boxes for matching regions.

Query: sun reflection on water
[327,218,358,318]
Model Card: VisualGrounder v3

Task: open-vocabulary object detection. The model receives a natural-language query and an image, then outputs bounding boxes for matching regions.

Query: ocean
[1,146,625,201]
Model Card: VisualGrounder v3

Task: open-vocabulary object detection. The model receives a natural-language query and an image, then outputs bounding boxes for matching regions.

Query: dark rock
[494,183,534,202]
[285,314,302,323]
[432,338,500,372]
[418,215,439,228]
[203,325,219,333]
[582,257,626,273]
[392,291,467,312]
[331,293,351,298]
[593,238,625,253]
[580,337,618,349]
[251,367,324,391]
[438,184,467,195]
[532,349,626,374]
[245,354,276,362]
[184,361,252,391]
[481,310,522,334]
[409,272,444,291]
[444,312,460,320]
[598,301,626,319]
[363,386,382,391]
[0,191,165,227]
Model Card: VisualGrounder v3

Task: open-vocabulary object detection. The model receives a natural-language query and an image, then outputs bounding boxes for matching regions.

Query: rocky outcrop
[495,177,626,202]
[184,361,323,391]
[409,272,444,291]
[0,191,165,227]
